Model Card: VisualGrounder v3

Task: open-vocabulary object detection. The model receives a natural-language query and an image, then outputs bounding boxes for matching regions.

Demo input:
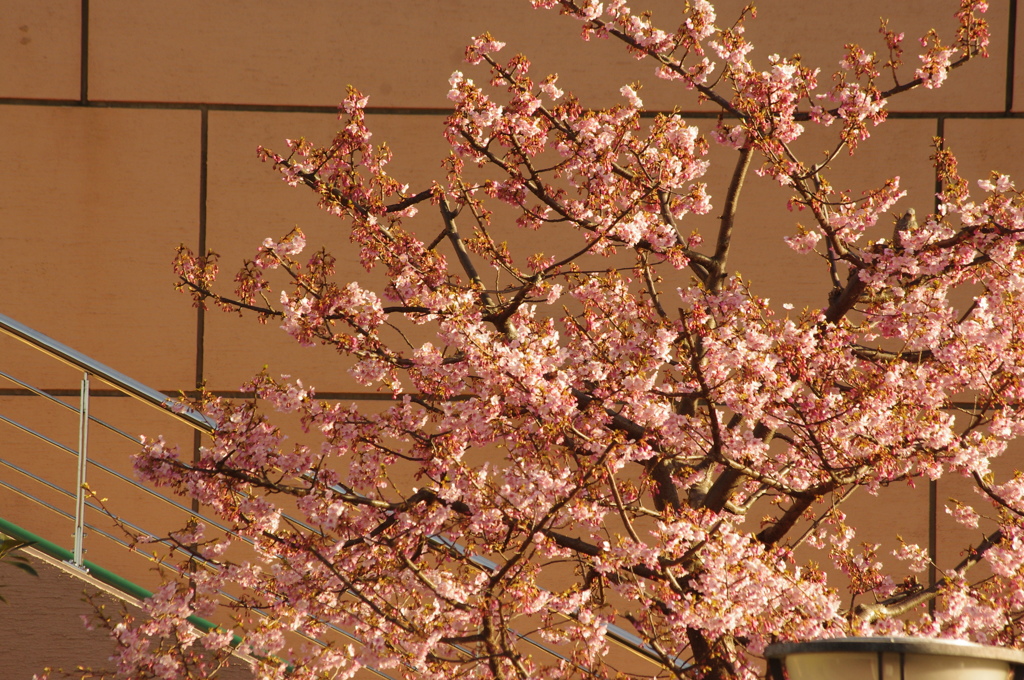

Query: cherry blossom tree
[62,1,1024,678]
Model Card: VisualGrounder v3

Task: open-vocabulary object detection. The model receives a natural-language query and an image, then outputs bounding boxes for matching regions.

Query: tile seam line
[0,99,1022,120]
[196,106,208,393]
[1006,0,1018,113]
[79,0,88,104]
[927,113,945,615]
[193,107,208,507]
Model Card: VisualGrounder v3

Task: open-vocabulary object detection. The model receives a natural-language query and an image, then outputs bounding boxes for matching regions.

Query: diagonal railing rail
[0,312,678,676]
[0,313,214,567]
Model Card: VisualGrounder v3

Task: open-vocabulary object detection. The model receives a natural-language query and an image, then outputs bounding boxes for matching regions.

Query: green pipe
[0,517,231,638]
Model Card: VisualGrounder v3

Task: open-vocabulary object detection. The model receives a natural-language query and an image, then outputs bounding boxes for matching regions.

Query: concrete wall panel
[0,0,80,100]
[0,106,199,388]
[86,1,1010,113]
[944,117,1024,182]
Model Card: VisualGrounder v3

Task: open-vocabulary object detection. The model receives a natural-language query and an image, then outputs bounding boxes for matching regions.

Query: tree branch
[439,199,500,316]
[710,146,754,291]
[853,529,1004,623]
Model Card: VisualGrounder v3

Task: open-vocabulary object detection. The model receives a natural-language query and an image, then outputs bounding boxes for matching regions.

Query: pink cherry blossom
[86,2,1024,679]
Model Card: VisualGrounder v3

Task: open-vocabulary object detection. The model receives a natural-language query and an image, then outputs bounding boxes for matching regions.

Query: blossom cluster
[98,2,1024,680]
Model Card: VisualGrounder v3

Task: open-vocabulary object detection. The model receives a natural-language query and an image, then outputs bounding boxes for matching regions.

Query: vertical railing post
[72,371,90,570]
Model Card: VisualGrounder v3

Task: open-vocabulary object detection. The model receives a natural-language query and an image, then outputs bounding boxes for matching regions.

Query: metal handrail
[0,313,214,433]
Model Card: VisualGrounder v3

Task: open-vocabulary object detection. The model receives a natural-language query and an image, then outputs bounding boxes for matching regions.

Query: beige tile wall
[0,1,79,100]
[2,0,1015,391]
[0,1,1021,675]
